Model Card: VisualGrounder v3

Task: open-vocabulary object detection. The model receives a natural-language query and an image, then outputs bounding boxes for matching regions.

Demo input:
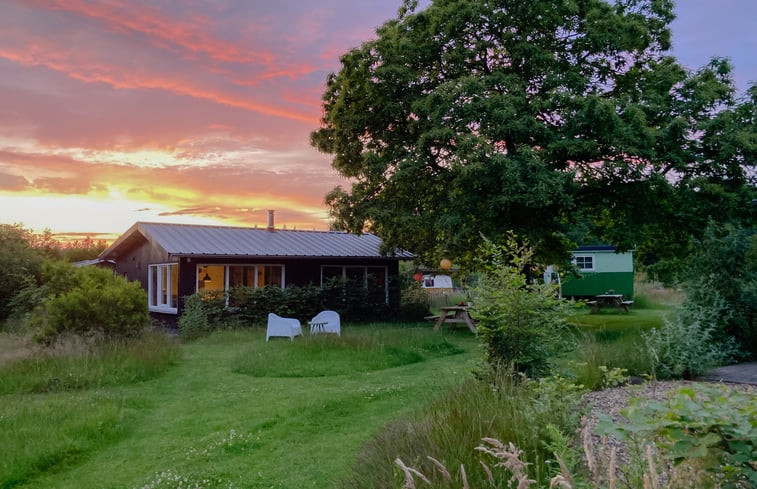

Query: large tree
[311,0,755,267]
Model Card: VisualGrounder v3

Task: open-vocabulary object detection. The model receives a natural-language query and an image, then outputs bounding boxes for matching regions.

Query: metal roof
[575,245,634,253]
[101,222,414,259]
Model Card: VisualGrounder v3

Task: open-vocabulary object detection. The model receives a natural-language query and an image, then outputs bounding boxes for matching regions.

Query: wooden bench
[425,311,455,322]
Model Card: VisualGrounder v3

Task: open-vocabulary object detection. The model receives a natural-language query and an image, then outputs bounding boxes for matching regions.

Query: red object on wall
[413,272,423,282]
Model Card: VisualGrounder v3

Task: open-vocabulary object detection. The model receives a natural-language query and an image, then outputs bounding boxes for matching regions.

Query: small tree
[470,233,575,377]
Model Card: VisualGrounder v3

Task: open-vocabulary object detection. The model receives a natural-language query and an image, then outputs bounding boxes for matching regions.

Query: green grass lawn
[0,324,478,489]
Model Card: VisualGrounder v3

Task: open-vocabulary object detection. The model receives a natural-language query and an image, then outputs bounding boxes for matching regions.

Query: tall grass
[338,371,584,488]
[560,298,671,389]
[0,331,181,395]
[232,325,463,377]
[633,273,684,308]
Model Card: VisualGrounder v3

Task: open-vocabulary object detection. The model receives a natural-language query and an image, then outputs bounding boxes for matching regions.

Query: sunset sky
[1,1,755,241]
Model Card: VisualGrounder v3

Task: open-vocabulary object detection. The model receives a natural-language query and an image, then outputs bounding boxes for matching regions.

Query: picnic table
[432,306,476,333]
[586,294,634,313]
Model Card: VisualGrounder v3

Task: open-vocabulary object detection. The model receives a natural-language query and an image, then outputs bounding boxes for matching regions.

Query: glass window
[345,267,365,286]
[321,266,342,284]
[321,265,389,303]
[198,265,225,292]
[229,265,256,288]
[198,264,283,295]
[574,255,594,271]
[148,263,178,313]
[262,265,283,287]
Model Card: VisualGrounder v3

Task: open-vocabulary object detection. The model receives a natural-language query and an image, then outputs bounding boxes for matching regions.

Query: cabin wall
[112,238,173,290]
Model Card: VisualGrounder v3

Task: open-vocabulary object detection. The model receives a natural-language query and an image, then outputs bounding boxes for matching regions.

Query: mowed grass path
[2,325,478,489]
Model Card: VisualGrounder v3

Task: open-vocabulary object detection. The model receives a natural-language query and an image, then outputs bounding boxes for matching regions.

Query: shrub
[644,295,739,379]
[178,293,211,340]
[679,222,756,358]
[470,234,577,376]
[34,263,149,343]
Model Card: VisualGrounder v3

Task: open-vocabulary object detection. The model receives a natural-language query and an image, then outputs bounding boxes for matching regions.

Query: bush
[178,293,211,340]
[644,296,739,379]
[679,222,756,358]
[34,263,149,343]
[470,234,577,376]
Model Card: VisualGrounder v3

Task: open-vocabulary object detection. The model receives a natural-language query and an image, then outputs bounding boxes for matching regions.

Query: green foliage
[398,281,431,321]
[679,222,757,357]
[177,293,212,340]
[60,236,108,263]
[34,262,149,342]
[311,0,755,267]
[642,222,755,377]
[644,299,740,379]
[0,223,44,321]
[470,235,577,376]
[338,371,584,488]
[597,384,757,488]
[0,332,180,395]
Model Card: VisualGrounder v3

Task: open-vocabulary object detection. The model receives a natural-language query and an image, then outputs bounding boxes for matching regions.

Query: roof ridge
[137,221,363,236]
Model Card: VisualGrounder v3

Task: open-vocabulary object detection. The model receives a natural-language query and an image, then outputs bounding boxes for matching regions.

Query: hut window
[574,255,594,271]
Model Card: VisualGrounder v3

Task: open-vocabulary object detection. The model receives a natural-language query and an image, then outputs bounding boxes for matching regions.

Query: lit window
[148,263,178,313]
[197,264,284,292]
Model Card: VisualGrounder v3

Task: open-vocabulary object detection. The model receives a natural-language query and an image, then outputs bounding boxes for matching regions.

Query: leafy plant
[178,293,211,340]
[597,384,757,488]
[643,295,739,379]
[678,222,757,358]
[470,234,577,376]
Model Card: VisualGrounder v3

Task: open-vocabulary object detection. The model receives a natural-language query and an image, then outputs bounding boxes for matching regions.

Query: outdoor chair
[309,310,341,336]
[266,313,303,341]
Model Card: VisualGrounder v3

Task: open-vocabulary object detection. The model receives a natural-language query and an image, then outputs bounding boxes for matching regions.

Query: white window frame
[573,255,595,271]
[320,265,389,303]
[148,263,178,313]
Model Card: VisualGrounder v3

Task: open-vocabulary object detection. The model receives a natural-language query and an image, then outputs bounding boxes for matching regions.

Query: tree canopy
[311,0,756,268]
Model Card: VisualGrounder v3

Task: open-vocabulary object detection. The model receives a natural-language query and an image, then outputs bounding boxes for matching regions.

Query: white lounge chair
[309,310,340,336]
[266,313,303,341]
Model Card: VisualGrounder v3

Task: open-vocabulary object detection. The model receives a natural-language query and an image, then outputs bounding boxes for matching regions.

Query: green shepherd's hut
[561,245,634,298]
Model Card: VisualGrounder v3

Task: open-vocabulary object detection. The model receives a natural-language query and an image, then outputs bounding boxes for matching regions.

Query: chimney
[267,210,275,231]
